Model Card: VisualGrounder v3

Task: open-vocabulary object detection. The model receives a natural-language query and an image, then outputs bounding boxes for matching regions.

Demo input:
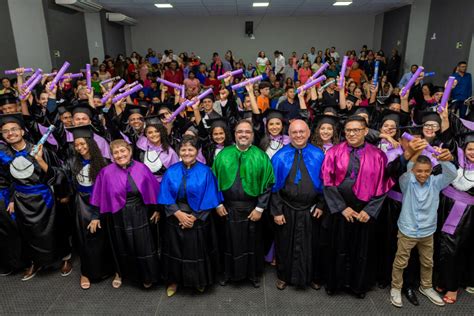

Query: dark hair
[345,115,368,128]
[311,121,340,150]
[258,81,271,91]
[72,138,108,184]
[235,119,254,131]
[144,124,171,152]
[285,85,295,92]
[458,61,467,66]
[179,134,199,150]
[415,155,432,166]
[210,124,233,146]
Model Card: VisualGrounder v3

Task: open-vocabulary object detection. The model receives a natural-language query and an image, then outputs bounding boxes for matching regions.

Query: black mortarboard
[93,92,103,99]
[380,109,401,127]
[57,105,70,115]
[70,102,93,118]
[122,104,148,123]
[322,105,339,116]
[421,111,441,125]
[264,109,288,122]
[314,114,340,127]
[386,95,401,106]
[0,113,25,128]
[145,115,162,125]
[206,117,228,130]
[66,125,93,139]
[460,131,474,147]
[346,94,358,104]
[432,86,444,94]
[0,93,18,107]
[238,110,253,119]
[351,106,375,117]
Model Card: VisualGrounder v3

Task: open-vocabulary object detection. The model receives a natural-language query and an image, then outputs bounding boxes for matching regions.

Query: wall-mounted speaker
[245,21,253,35]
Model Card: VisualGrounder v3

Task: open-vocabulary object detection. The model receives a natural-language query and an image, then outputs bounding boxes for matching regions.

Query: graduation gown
[270,144,324,286]
[7,143,64,267]
[62,156,113,281]
[158,162,221,287]
[135,136,179,183]
[90,161,160,284]
[321,141,393,294]
[212,145,275,282]
[436,155,474,291]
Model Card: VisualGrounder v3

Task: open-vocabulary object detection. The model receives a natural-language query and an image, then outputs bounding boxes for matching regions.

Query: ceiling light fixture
[333,1,352,6]
[155,3,173,8]
[253,2,269,7]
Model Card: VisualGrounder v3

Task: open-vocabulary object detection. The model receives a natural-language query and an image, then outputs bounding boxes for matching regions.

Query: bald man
[270,120,325,290]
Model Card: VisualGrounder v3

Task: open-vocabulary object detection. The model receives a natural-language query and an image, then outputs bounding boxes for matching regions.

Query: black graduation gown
[271,151,323,287]
[219,166,271,282]
[63,157,114,281]
[323,147,386,295]
[435,184,474,291]
[162,178,219,288]
[106,174,160,284]
[7,143,64,267]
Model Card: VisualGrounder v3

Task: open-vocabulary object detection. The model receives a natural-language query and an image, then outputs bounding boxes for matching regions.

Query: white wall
[8,0,52,71]
[131,15,376,64]
[84,13,105,61]
[404,0,431,72]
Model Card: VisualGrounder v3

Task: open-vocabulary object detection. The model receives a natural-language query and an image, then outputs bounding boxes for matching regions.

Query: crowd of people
[0,44,473,309]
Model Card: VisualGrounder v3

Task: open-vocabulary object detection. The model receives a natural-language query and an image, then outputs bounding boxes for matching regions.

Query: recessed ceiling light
[333,1,352,6]
[253,2,269,7]
[155,3,173,8]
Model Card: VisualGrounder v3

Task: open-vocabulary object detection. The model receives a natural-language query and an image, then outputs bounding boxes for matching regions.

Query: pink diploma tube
[118,81,139,92]
[437,76,456,113]
[231,75,263,90]
[112,84,143,103]
[166,88,213,123]
[400,66,424,97]
[101,79,126,104]
[21,69,43,89]
[296,75,327,94]
[5,68,33,75]
[48,62,71,90]
[402,132,440,156]
[338,56,349,88]
[157,78,182,91]
[310,62,329,81]
[20,69,43,100]
[86,64,91,91]
[217,69,244,80]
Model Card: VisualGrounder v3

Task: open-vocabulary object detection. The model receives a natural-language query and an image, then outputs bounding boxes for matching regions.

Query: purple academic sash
[441,185,474,235]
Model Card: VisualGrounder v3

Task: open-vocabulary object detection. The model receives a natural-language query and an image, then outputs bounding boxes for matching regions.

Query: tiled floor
[1,262,473,315]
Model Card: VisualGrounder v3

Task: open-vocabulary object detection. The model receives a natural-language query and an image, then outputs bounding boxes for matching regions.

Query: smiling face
[381,119,397,137]
[289,120,310,149]
[465,142,474,163]
[73,113,91,126]
[60,112,73,127]
[422,120,440,139]
[412,162,432,184]
[267,118,283,137]
[128,113,144,130]
[179,142,198,166]
[112,145,132,168]
[74,138,90,158]
[235,121,254,150]
[145,126,161,145]
[318,123,334,143]
[1,122,24,145]
[202,98,213,112]
[212,127,226,145]
[344,120,368,147]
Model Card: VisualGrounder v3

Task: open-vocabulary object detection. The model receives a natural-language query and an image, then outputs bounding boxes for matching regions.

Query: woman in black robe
[62,125,113,289]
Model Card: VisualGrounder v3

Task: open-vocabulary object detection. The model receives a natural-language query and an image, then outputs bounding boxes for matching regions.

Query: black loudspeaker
[245,21,253,35]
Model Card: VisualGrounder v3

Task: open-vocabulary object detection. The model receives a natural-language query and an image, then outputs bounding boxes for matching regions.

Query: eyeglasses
[1,127,21,135]
[344,128,365,135]
[236,130,253,135]
[423,123,439,130]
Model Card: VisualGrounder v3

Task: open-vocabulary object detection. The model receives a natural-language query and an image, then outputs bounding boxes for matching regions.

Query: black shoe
[378,282,389,289]
[355,292,366,299]
[404,288,419,306]
[219,278,228,286]
[325,288,335,296]
[251,278,260,288]
[0,268,13,276]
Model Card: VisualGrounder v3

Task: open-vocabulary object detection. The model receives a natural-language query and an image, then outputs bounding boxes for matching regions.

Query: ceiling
[96,0,413,17]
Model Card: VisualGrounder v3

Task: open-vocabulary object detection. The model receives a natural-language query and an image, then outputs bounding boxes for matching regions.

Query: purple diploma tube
[231,75,263,90]
[86,64,91,91]
[21,68,43,89]
[43,72,57,77]
[166,88,213,123]
[48,61,70,90]
[372,61,380,86]
[400,66,424,97]
[101,76,121,85]
[402,132,440,156]
[180,85,185,98]
[217,69,244,80]
[338,56,349,89]
[296,75,327,94]
[156,78,182,91]
[112,84,143,103]
[5,68,33,75]
[310,62,329,81]
[60,73,83,80]
[20,70,43,100]
[437,76,456,113]
[424,71,435,77]
[101,79,126,104]
[118,81,139,92]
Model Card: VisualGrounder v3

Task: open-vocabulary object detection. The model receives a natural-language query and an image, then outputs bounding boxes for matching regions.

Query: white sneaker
[466,287,474,294]
[390,288,403,308]
[419,286,445,306]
